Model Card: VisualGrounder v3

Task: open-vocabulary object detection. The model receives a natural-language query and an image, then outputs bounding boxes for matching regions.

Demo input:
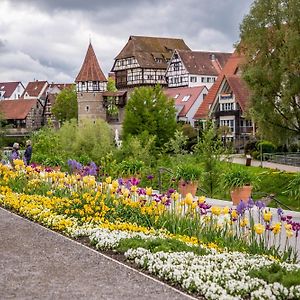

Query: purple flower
[147,174,154,180]
[129,177,140,186]
[277,208,284,216]
[255,200,266,210]
[236,200,247,215]
[286,215,293,220]
[247,198,255,209]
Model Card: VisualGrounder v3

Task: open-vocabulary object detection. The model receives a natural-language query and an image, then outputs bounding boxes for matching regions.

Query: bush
[257,140,277,154]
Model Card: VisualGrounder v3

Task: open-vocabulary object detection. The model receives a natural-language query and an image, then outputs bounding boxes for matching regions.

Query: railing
[263,152,300,167]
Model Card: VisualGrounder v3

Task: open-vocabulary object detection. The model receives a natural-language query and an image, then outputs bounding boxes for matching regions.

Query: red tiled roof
[102,91,127,97]
[0,99,36,119]
[165,86,206,117]
[22,80,48,98]
[178,50,232,76]
[114,36,190,69]
[226,75,250,112]
[75,43,107,82]
[193,51,244,119]
[48,83,75,90]
[0,82,21,98]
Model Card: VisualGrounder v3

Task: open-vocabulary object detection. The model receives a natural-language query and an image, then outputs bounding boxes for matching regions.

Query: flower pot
[178,180,198,197]
[230,185,253,205]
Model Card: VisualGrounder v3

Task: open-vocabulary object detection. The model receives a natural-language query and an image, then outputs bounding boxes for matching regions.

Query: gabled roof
[0,82,23,98]
[75,43,107,82]
[114,35,190,69]
[225,75,250,112]
[0,99,37,119]
[48,83,75,90]
[193,51,244,119]
[165,86,206,117]
[177,50,232,76]
[22,80,48,98]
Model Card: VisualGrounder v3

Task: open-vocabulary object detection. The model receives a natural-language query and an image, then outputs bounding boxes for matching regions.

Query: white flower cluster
[88,228,153,250]
[125,248,300,300]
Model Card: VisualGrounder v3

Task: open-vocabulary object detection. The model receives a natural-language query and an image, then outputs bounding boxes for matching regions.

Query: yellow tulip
[222,206,230,215]
[184,193,193,206]
[254,223,265,235]
[198,196,206,204]
[105,176,112,184]
[240,217,249,227]
[171,192,179,201]
[211,206,221,216]
[146,187,153,196]
[271,222,281,234]
[286,230,293,238]
[231,210,238,219]
[263,210,272,222]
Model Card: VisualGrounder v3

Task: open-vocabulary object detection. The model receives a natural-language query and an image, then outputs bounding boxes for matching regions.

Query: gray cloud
[0,0,254,83]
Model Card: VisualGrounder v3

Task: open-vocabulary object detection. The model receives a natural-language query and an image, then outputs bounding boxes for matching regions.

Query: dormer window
[182,95,190,102]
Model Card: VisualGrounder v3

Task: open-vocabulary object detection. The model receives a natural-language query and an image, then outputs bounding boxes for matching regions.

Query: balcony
[214,110,240,118]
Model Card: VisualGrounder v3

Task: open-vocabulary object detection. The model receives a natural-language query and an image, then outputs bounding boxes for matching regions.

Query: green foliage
[164,130,188,155]
[175,163,202,183]
[117,237,208,256]
[106,78,119,117]
[118,159,144,177]
[52,87,78,124]
[222,165,256,189]
[122,85,177,148]
[117,133,157,167]
[249,264,300,288]
[239,0,300,143]
[195,122,225,197]
[284,172,300,209]
[257,140,276,154]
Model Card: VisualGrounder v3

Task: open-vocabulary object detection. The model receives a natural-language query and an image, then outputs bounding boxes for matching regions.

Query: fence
[263,152,300,167]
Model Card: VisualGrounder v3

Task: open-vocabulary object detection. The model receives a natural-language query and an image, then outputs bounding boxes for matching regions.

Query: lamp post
[260,141,263,167]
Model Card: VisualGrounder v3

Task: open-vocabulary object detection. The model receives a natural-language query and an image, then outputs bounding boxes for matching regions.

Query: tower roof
[75,43,107,82]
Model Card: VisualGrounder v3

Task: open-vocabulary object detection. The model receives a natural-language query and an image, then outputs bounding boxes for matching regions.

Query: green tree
[106,77,119,117]
[123,85,177,148]
[52,87,78,124]
[239,0,300,144]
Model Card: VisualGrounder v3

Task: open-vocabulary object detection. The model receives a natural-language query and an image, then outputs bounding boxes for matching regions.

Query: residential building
[111,35,190,89]
[0,81,25,100]
[0,98,44,136]
[166,50,231,89]
[193,51,255,147]
[165,86,208,127]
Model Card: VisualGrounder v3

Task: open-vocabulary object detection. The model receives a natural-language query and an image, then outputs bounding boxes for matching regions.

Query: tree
[239,0,300,144]
[52,87,78,124]
[106,77,119,117]
[122,85,177,148]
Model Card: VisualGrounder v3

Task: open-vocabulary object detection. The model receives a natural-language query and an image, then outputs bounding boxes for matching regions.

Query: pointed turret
[75,43,107,92]
[76,42,107,122]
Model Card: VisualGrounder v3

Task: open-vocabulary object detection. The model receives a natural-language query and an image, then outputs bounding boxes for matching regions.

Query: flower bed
[0,160,300,299]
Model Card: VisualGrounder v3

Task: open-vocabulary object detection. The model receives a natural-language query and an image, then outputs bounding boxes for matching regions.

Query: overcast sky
[0,0,253,84]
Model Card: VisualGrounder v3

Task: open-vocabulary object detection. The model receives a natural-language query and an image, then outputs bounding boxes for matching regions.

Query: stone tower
[75,43,107,122]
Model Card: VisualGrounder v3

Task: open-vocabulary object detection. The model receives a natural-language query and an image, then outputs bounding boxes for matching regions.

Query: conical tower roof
[75,43,107,82]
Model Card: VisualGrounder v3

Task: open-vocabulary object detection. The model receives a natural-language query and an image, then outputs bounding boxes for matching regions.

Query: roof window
[182,95,190,102]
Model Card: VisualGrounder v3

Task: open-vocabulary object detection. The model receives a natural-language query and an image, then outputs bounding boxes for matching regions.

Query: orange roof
[0,82,23,98]
[165,86,206,117]
[0,99,37,119]
[225,75,250,112]
[22,80,48,98]
[193,51,244,119]
[75,43,107,82]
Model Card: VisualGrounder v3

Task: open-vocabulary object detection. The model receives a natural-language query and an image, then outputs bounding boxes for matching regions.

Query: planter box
[230,185,253,205]
[178,180,198,197]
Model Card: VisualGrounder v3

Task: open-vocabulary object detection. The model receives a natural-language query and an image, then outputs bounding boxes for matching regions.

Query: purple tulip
[277,208,284,216]
[236,200,247,215]
[247,198,255,209]
[255,200,266,210]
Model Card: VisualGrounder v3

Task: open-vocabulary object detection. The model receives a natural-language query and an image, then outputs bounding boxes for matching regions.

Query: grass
[248,263,300,288]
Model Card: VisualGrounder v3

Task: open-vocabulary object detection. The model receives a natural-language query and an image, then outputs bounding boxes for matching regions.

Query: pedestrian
[10,142,20,162]
[24,140,32,166]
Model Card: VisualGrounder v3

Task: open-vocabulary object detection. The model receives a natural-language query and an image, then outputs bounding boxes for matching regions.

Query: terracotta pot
[178,180,198,197]
[230,185,253,205]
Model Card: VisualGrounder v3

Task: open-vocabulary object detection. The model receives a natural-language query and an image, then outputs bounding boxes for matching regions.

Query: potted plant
[175,164,202,197]
[222,165,256,205]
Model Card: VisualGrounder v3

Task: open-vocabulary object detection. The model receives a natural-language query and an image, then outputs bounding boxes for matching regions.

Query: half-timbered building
[193,52,255,148]
[111,36,190,89]
[166,50,231,89]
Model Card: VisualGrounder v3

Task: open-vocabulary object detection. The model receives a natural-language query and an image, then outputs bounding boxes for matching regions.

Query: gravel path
[0,208,196,300]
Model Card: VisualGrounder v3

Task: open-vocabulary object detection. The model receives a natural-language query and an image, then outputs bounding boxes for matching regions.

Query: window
[221,103,234,111]
[190,76,197,83]
[220,119,234,132]
[203,93,207,99]
[182,95,190,102]
[174,94,179,99]
[174,63,179,71]
[85,106,90,112]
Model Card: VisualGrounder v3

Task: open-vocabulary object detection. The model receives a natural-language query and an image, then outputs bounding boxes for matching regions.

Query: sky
[0,0,254,84]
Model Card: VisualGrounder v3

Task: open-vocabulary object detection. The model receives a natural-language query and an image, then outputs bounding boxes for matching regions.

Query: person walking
[10,143,20,165]
[24,140,32,166]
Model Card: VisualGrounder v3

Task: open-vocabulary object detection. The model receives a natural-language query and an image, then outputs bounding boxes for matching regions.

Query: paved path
[0,208,195,300]
[227,155,300,173]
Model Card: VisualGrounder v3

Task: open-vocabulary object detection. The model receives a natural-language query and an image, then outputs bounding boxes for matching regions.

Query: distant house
[166,50,231,89]
[193,51,254,146]
[165,86,208,127]
[22,80,49,104]
[111,36,190,89]
[0,81,25,100]
[0,98,44,136]
[44,83,75,127]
